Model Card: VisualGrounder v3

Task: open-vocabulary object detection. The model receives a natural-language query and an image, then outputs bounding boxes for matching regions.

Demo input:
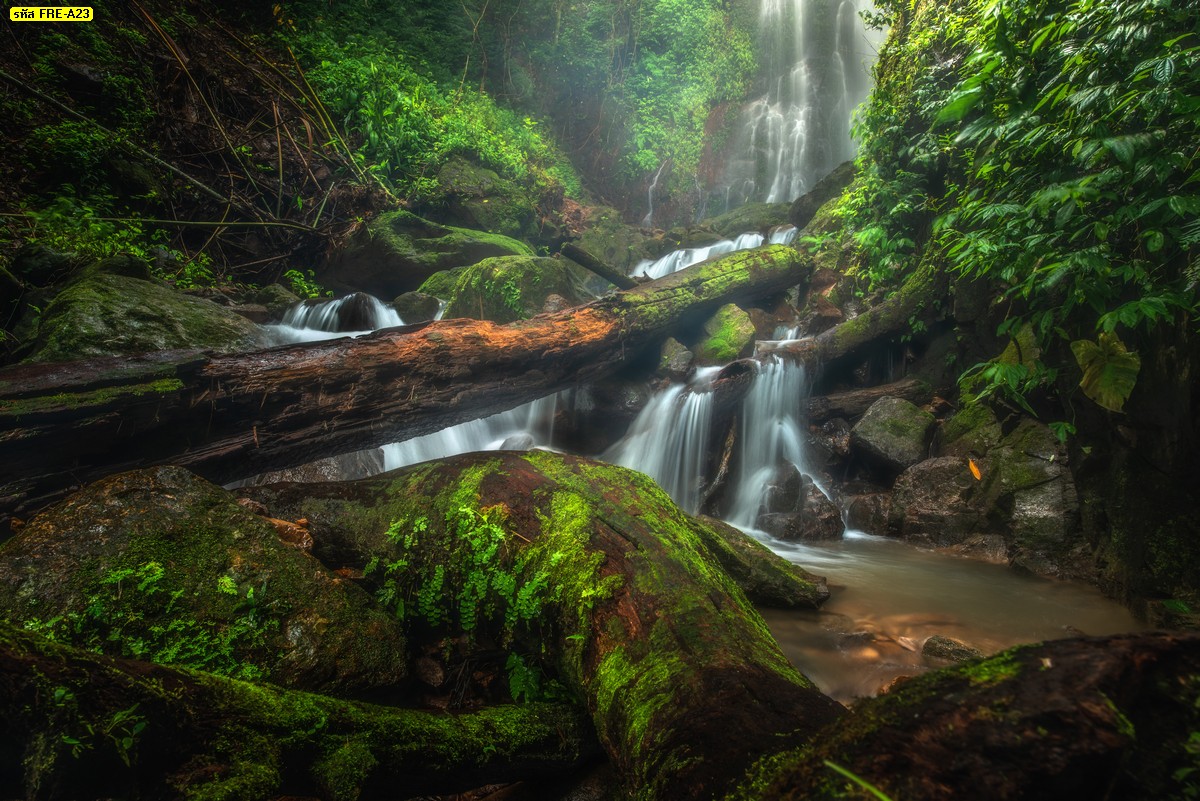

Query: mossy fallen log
[0,244,810,528]
[0,622,597,800]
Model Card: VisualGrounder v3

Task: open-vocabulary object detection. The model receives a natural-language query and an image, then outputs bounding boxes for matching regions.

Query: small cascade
[382,394,559,472]
[641,160,669,228]
[604,368,720,513]
[724,356,824,530]
[270,293,404,344]
[632,225,798,280]
[717,0,879,208]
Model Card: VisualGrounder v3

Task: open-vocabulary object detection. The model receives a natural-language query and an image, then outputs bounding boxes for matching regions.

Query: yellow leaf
[968,458,982,481]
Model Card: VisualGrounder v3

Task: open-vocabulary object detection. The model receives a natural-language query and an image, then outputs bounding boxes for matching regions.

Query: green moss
[694,303,756,365]
[957,649,1020,686]
[439,255,591,323]
[0,377,184,418]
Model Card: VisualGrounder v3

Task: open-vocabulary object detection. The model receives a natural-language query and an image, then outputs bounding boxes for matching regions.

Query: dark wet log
[0,622,598,800]
[0,245,808,525]
[238,452,841,801]
[560,242,639,289]
[806,377,932,423]
[735,630,1200,801]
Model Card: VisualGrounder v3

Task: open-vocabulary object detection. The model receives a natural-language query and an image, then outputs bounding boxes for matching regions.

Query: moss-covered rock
[0,466,408,695]
[417,155,538,240]
[938,403,1003,457]
[849,396,936,473]
[788,160,855,231]
[23,271,262,363]
[921,634,984,663]
[239,451,842,800]
[323,210,534,299]
[695,303,757,365]
[704,202,792,237]
[439,255,594,323]
[573,205,655,276]
[392,291,443,323]
[252,282,303,320]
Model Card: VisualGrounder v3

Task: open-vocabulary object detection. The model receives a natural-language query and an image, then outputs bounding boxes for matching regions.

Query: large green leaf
[1070,333,1141,412]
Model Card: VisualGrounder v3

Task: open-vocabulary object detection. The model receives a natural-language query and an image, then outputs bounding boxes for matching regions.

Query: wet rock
[573,205,655,277]
[796,294,844,336]
[942,534,1009,563]
[937,404,1004,458]
[710,360,755,419]
[324,209,533,298]
[845,492,892,536]
[922,634,984,663]
[760,477,844,542]
[703,202,792,237]
[231,303,272,324]
[0,466,408,695]
[245,448,386,484]
[437,255,594,324]
[806,418,853,472]
[694,515,830,608]
[542,293,572,313]
[850,396,936,474]
[23,271,262,363]
[659,337,695,381]
[392,290,443,323]
[790,160,855,231]
[888,456,989,547]
[253,283,302,320]
[695,303,756,365]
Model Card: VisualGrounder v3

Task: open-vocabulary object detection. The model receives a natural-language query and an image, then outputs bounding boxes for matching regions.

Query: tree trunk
[0,245,810,526]
[805,377,932,422]
[561,243,639,289]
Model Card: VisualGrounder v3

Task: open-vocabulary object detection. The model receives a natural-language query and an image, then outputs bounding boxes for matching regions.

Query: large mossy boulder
[850,396,936,474]
[23,266,262,363]
[323,210,533,299]
[703,202,792,238]
[0,466,408,695]
[789,160,855,231]
[432,255,594,323]
[695,303,757,365]
[417,155,538,240]
[573,205,655,276]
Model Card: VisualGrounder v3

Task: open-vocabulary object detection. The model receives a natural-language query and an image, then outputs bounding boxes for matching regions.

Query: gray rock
[760,477,844,542]
[254,283,303,320]
[659,337,695,381]
[392,291,443,323]
[850,396,936,473]
[922,634,984,663]
[845,492,892,536]
[888,456,989,547]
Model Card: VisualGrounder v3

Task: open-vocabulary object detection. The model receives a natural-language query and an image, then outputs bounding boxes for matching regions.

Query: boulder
[659,337,695,381]
[419,155,538,240]
[23,271,262,363]
[850,396,936,474]
[759,468,844,542]
[845,491,892,536]
[253,282,303,320]
[392,291,444,323]
[0,466,408,695]
[695,303,757,365]
[937,403,1003,458]
[573,205,655,276]
[323,210,533,299]
[888,456,989,547]
[789,160,855,231]
[438,255,594,323]
[703,202,792,238]
[922,634,984,663]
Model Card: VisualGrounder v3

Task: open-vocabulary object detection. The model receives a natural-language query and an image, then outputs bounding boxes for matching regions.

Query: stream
[266,241,1144,705]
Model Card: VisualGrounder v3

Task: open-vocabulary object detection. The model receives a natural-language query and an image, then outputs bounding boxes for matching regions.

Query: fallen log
[806,377,932,423]
[0,244,809,525]
[0,622,598,800]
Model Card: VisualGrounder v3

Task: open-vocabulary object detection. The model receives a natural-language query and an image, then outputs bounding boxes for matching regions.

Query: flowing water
[718,0,880,207]
[604,368,721,514]
[632,225,797,280]
[267,293,406,344]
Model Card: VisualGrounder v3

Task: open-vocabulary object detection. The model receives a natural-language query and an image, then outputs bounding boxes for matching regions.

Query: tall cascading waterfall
[604,368,721,514]
[718,0,879,208]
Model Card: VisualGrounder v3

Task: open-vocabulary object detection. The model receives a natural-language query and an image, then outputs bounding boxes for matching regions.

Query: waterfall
[631,225,796,280]
[382,394,559,472]
[718,0,878,208]
[725,356,817,530]
[270,293,405,344]
[641,160,669,228]
[604,368,721,513]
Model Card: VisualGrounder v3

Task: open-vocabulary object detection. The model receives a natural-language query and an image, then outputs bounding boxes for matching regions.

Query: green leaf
[1071,333,1141,412]
[1153,57,1175,84]
[937,86,984,124]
